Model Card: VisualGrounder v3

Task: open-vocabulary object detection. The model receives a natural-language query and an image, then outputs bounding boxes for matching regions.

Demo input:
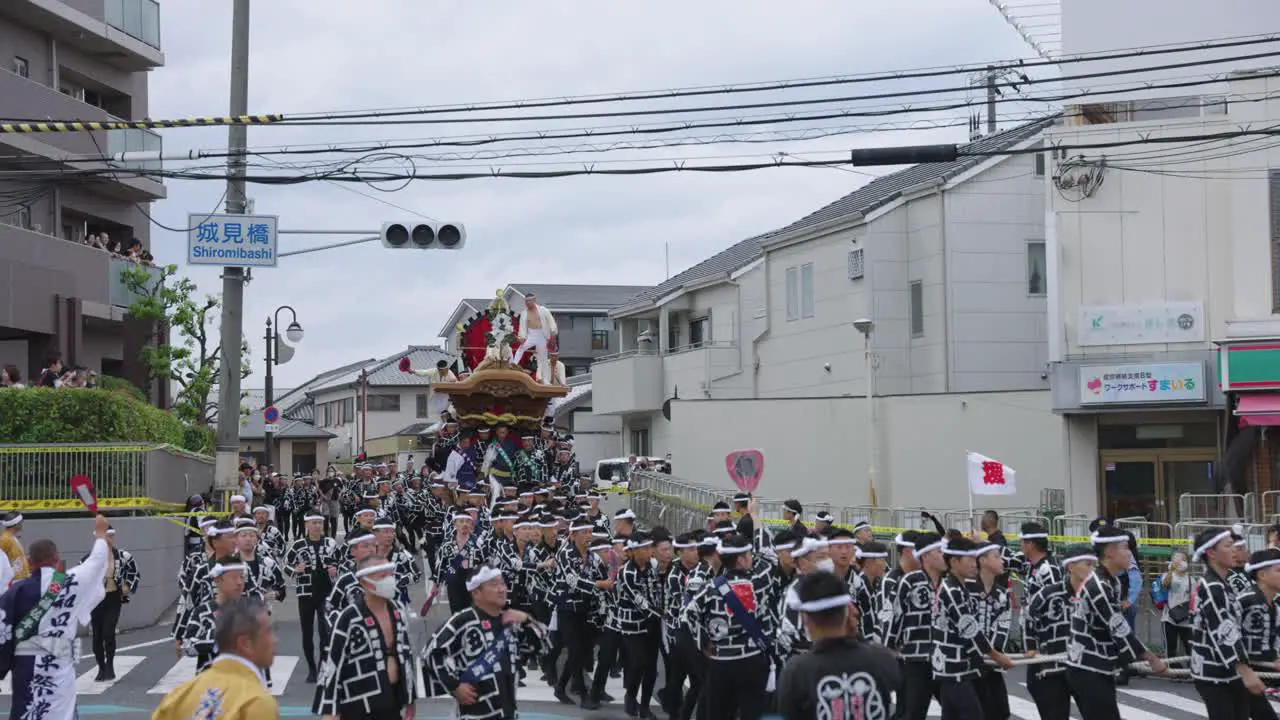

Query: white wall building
[594,118,1059,469]
[1036,0,1280,530]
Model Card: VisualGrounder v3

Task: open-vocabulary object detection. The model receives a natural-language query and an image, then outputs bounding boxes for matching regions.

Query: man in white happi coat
[0,514,111,720]
[513,294,558,383]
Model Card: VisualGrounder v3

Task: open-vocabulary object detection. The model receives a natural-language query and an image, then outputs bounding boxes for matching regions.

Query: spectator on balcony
[104,237,122,255]
[0,364,22,388]
[37,353,62,388]
[86,233,107,251]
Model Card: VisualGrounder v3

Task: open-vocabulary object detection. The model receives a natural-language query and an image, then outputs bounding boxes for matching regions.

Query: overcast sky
[146,1,1038,387]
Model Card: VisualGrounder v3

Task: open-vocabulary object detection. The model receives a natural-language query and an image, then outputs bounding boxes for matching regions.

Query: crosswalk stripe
[147,656,197,695]
[1119,687,1208,716]
[1110,699,1181,720]
[268,656,299,697]
[75,656,146,695]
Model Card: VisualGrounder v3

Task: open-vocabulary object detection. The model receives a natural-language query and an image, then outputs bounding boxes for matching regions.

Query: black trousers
[292,513,307,541]
[298,595,329,672]
[90,590,123,669]
[900,661,940,720]
[622,621,661,709]
[1249,689,1279,720]
[663,627,691,715]
[704,653,769,720]
[1163,621,1191,657]
[1025,667,1074,720]
[556,610,594,695]
[976,669,1008,720]
[323,514,337,539]
[1066,667,1121,720]
[676,631,707,720]
[938,677,985,720]
[590,627,622,697]
[1194,679,1250,720]
[278,509,293,539]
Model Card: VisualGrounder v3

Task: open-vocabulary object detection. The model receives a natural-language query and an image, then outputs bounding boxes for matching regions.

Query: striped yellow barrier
[0,115,283,135]
[0,497,185,511]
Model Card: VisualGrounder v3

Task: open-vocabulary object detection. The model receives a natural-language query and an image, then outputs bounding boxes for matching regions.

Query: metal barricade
[0,442,213,512]
[941,509,1045,537]
[1262,491,1280,521]
[1178,493,1254,523]
[1053,513,1092,540]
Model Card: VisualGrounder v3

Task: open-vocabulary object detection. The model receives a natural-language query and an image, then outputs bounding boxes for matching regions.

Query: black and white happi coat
[853,573,883,645]
[681,561,778,662]
[1065,566,1148,675]
[615,559,663,635]
[969,576,1012,665]
[172,554,215,641]
[422,608,550,720]
[284,536,340,598]
[777,576,813,659]
[388,545,424,604]
[325,570,367,627]
[256,523,286,560]
[885,568,936,662]
[1228,568,1254,597]
[1023,562,1071,676]
[1190,567,1249,683]
[1237,587,1279,664]
[180,599,224,664]
[314,599,417,717]
[239,553,286,605]
[930,574,993,680]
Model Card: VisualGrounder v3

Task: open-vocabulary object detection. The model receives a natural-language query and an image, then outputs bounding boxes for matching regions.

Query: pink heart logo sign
[725,449,765,493]
[70,474,97,513]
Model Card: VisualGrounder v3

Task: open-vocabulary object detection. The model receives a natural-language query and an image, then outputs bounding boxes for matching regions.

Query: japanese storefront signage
[1078,362,1206,405]
[1077,302,1205,347]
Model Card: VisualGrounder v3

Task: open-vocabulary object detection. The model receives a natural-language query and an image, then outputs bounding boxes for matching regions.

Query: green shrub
[96,375,147,403]
[182,424,215,455]
[0,387,187,446]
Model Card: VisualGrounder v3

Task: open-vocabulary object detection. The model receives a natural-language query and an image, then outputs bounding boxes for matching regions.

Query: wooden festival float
[402,291,566,430]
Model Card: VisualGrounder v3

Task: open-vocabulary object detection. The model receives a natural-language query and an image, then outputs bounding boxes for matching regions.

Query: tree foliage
[120,263,252,426]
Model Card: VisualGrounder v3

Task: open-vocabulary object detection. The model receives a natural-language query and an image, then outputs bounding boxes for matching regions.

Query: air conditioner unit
[847,248,865,280]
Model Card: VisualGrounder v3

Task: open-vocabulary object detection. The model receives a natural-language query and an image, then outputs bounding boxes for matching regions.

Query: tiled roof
[549,382,592,418]
[612,116,1055,313]
[388,422,437,437]
[506,284,651,310]
[275,358,375,417]
[242,388,294,413]
[306,346,457,395]
[239,414,336,440]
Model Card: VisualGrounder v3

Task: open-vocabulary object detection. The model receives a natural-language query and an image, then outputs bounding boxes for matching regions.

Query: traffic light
[380,221,466,250]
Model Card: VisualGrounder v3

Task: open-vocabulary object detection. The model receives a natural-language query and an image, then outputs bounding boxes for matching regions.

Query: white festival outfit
[409,367,458,421]
[0,537,110,720]
[513,302,558,382]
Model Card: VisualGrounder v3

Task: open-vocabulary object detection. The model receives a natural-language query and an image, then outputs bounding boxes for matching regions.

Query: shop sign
[1220,341,1280,392]
[1078,362,1205,405]
[1077,302,1205,347]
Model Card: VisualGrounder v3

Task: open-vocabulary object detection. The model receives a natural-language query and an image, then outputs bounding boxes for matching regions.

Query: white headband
[569,523,594,533]
[615,510,636,521]
[892,534,915,548]
[625,539,653,550]
[1193,530,1234,561]
[788,590,852,613]
[915,540,946,557]
[1246,558,1280,573]
[236,525,259,535]
[347,534,376,547]
[230,495,246,503]
[672,541,697,549]
[211,563,246,577]
[1,514,23,528]
[372,522,396,530]
[199,519,218,530]
[355,509,376,517]
[1063,554,1098,567]
[718,544,751,556]
[1090,531,1130,546]
[1235,538,1248,547]
[252,506,270,514]
[943,544,979,557]
[538,520,558,528]
[772,542,797,552]
[513,521,536,529]
[856,548,888,559]
[815,512,833,521]
[1020,533,1049,540]
[793,539,829,559]
[465,565,503,591]
[355,562,396,579]
[304,514,324,522]
[826,538,857,546]
[106,529,116,536]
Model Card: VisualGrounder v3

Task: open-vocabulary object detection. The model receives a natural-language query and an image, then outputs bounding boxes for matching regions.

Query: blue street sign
[263,406,280,424]
[187,213,279,268]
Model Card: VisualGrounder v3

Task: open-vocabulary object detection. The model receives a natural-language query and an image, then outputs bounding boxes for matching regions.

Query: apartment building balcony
[1,0,163,70]
[591,349,663,415]
[0,225,158,334]
[0,70,165,201]
[663,341,741,399]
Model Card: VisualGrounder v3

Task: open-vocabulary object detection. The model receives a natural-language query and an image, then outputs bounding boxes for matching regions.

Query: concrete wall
[566,406,622,469]
[312,386,443,460]
[666,390,1084,513]
[23,515,184,631]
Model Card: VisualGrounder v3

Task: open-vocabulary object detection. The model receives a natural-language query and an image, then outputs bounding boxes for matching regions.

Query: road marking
[76,656,146,695]
[516,677,626,704]
[115,637,178,654]
[268,656,299,697]
[147,656,197,695]
[1119,686,1207,716]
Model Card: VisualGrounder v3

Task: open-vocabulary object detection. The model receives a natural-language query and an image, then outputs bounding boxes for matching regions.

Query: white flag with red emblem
[967,451,1017,496]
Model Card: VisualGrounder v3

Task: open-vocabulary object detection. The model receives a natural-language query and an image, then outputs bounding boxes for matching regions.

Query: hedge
[0,387,197,449]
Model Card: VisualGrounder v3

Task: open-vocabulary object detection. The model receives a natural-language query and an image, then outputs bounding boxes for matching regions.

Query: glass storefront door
[1100,450,1217,526]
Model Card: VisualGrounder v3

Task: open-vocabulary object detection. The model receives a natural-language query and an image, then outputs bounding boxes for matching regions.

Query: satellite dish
[662,398,672,421]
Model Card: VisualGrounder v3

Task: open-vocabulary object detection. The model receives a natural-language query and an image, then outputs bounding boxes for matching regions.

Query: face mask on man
[368,575,398,600]
[813,558,836,574]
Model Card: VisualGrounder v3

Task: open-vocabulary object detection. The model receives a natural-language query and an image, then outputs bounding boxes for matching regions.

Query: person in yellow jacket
[152,596,279,720]
[0,512,28,583]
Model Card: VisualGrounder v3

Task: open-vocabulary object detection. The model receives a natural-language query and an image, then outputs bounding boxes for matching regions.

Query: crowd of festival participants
[0,420,1276,719]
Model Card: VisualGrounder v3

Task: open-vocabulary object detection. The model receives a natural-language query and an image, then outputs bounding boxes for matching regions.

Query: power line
[238,33,1280,121]
[14,126,1280,185]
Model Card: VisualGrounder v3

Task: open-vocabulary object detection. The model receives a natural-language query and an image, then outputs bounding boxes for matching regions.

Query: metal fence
[0,443,214,511]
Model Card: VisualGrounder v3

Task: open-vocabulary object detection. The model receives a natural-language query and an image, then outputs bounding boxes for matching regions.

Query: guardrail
[0,443,214,512]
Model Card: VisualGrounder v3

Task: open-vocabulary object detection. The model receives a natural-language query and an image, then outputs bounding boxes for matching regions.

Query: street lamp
[264,305,304,470]
[853,318,878,507]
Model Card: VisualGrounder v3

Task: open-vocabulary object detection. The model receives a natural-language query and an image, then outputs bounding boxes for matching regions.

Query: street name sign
[187,213,279,268]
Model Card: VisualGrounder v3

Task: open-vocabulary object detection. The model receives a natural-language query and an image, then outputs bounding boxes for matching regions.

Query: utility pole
[985,65,998,136]
[213,0,252,502]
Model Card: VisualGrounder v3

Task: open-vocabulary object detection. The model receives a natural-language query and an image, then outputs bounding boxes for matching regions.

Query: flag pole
[965,450,975,537]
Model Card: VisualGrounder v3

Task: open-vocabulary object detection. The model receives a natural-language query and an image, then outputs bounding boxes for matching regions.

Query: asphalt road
[0,580,1244,719]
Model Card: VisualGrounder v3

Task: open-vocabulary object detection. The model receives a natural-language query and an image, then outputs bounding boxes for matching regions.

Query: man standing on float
[513,294,557,383]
